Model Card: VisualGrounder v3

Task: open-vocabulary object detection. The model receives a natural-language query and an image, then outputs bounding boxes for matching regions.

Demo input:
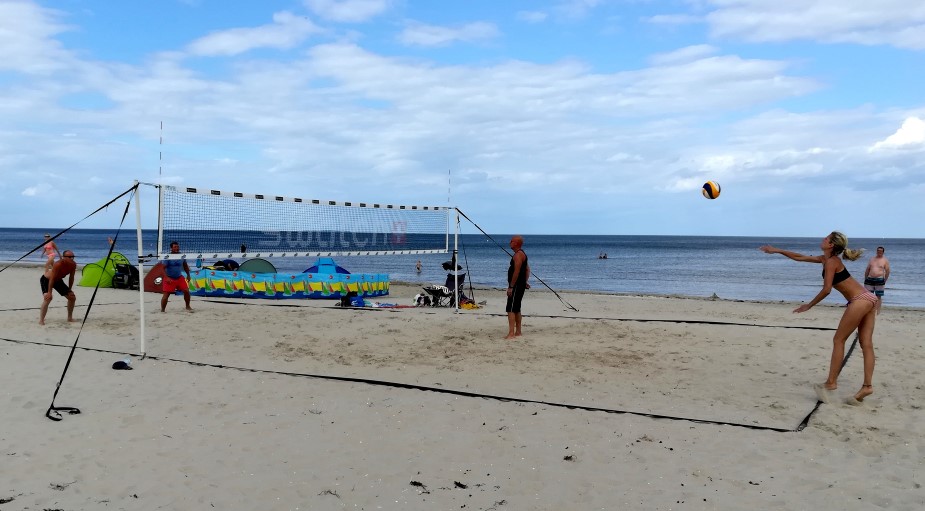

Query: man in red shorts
[39,250,77,325]
[161,241,193,312]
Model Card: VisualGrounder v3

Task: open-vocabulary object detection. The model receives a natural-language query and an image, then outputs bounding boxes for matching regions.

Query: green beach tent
[238,258,277,274]
[78,252,132,288]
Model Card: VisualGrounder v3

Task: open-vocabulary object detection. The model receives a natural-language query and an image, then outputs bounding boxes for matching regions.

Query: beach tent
[239,258,277,273]
[143,262,167,293]
[184,255,389,300]
[78,252,131,288]
[303,257,350,274]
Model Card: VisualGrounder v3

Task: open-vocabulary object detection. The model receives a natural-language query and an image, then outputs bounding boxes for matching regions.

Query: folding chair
[423,272,466,307]
[113,263,140,290]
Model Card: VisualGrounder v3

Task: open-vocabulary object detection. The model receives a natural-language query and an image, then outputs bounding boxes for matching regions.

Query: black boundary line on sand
[1,292,838,333]
[0,302,139,313]
[470,311,837,331]
[201,298,836,331]
[3,332,857,433]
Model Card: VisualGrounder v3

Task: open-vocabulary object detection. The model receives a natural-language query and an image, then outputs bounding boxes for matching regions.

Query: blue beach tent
[303,257,350,274]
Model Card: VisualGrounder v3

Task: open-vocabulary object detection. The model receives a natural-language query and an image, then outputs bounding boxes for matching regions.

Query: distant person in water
[505,235,530,340]
[161,241,193,313]
[760,231,876,406]
[39,250,77,325]
[416,260,422,273]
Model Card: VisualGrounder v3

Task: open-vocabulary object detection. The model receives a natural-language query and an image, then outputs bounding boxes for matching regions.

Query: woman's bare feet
[854,385,873,401]
[813,383,836,403]
[845,385,873,406]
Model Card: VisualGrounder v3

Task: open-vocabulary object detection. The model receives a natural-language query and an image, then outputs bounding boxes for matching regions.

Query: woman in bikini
[42,233,60,272]
[760,231,877,405]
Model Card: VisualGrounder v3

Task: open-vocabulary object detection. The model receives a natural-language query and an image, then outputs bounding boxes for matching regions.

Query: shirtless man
[864,246,890,314]
[39,250,77,325]
[504,235,531,339]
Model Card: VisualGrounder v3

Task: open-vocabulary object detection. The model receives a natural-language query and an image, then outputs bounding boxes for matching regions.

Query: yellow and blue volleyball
[702,181,721,199]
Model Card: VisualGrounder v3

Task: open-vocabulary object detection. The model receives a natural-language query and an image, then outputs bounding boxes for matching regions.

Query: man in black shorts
[504,235,530,339]
[40,250,78,325]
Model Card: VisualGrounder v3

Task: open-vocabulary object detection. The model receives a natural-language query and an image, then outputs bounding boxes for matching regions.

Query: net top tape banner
[174,187,447,211]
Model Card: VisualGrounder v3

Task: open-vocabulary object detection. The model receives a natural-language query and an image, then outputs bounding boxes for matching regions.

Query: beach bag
[340,291,359,307]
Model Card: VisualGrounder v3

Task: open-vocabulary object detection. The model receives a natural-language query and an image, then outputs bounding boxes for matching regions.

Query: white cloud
[301,44,818,120]
[871,117,925,151]
[0,0,73,74]
[705,0,925,49]
[666,110,925,195]
[645,14,702,25]
[662,176,704,192]
[186,11,321,56]
[701,154,739,173]
[556,0,605,19]
[303,0,391,23]
[516,11,549,24]
[606,152,643,162]
[21,183,51,197]
[597,54,819,116]
[649,44,719,65]
[0,30,827,217]
[398,21,500,47]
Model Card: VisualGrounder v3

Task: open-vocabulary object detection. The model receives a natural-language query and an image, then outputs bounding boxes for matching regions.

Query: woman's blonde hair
[829,231,865,261]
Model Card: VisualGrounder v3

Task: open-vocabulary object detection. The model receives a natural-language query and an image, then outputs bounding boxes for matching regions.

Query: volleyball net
[157,185,451,259]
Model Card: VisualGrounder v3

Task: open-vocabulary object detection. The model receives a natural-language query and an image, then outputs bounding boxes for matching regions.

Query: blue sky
[2,0,924,237]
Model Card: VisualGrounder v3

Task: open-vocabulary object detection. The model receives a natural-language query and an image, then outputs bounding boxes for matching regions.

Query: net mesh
[159,186,449,259]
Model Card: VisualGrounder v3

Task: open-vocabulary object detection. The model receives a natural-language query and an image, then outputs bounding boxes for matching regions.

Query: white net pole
[453,209,460,312]
[157,184,164,261]
[133,181,146,356]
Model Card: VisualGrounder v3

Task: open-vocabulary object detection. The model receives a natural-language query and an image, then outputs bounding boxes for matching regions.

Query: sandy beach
[2,264,924,510]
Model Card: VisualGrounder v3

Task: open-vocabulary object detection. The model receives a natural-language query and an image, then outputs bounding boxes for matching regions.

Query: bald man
[504,235,531,339]
[39,250,77,325]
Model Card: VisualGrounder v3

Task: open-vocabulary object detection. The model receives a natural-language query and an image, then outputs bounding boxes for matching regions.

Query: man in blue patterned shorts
[864,246,890,314]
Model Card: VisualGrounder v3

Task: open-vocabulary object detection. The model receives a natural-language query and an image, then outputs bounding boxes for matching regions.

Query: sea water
[2,228,923,307]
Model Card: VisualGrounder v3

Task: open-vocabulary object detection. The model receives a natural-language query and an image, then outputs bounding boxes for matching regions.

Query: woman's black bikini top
[826,266,851,285]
